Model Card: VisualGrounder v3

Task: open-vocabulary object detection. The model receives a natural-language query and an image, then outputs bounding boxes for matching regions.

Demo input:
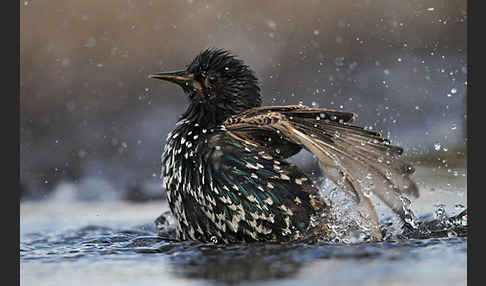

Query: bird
[149,48,419,244]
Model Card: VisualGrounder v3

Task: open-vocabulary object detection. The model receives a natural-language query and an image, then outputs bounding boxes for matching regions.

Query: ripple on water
[20,209,467,284]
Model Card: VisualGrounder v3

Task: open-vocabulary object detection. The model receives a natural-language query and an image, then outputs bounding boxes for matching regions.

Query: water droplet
[434,143,441,151]
[447,230,457,238]
[84,37,97,48]
[267,20,277,30]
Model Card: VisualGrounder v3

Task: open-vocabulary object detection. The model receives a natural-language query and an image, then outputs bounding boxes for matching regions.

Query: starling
[149,48,418,243]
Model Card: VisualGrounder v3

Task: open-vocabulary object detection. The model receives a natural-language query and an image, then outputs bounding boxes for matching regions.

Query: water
[20,166,467,286]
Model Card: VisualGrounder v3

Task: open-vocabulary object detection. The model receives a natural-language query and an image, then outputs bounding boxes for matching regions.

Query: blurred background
[20,0,467,202]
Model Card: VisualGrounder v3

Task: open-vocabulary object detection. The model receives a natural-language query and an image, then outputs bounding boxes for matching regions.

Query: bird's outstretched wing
[223,105,419,222]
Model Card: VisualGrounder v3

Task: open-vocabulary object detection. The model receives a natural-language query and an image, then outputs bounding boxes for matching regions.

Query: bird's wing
[223,105,419,221]
[198,132,326,242]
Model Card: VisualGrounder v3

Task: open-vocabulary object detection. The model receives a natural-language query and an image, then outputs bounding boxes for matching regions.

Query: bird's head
[149,48,261,125]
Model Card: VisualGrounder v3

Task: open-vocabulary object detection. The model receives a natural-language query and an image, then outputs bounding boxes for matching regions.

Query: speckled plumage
[162,121,324,243]
[151,48,418,243]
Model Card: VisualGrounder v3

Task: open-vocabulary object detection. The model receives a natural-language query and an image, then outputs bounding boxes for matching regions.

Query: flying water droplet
[434,143,441,151]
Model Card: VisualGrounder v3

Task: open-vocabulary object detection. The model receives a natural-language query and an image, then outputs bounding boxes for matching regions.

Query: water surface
[20,166,467,286]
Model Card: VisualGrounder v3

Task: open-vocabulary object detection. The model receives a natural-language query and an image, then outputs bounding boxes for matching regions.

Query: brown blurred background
[20,0,467,201]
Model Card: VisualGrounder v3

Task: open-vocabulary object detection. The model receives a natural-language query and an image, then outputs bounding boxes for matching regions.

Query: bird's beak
[148,70,193,87]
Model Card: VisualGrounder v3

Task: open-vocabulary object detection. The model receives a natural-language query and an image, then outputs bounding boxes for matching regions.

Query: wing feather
[224,105,419,223]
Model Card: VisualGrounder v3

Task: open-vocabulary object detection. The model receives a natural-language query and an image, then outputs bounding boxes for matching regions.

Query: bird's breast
[162,121,208,195]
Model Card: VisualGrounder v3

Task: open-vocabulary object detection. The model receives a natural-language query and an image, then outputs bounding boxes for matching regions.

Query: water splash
[399,208,467,239]
[316,178,383,243]
[314,176,467,243]
[400,195,419,229]
[154,210,178,239]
